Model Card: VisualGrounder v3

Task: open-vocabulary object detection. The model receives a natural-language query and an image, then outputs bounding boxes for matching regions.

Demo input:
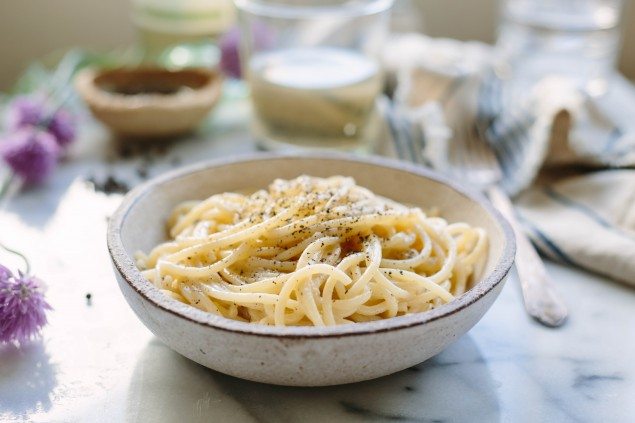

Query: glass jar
[133,0,236,68]
[235,0,393,152]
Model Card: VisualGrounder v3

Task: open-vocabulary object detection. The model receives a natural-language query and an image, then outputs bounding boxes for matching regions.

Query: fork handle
[487,186,568,327]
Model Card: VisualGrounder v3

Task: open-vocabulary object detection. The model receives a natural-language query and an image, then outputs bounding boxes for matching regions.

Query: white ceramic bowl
[107,154,515,386]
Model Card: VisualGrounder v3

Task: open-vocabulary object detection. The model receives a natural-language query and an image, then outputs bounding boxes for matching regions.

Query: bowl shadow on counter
[126,335,501,422]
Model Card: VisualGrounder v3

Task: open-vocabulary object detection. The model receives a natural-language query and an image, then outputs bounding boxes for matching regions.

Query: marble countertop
[1,97,634,423]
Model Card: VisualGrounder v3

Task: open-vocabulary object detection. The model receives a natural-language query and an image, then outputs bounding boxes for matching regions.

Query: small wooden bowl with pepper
[76,67,222,138]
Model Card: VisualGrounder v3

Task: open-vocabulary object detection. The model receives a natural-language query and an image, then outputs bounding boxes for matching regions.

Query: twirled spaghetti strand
[136,176,488,326]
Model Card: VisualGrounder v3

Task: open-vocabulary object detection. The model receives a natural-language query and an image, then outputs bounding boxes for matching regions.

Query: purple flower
[220,27,242,79]
[0,272,51,344]
[220,24,274,79]
[5,95,75,150]
[1,128,60,185]
[6,96,44,129]
[47,109,75,148]
[0,264,11,281]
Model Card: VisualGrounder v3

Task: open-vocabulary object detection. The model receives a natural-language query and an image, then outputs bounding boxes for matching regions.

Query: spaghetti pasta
[136,176,488,326]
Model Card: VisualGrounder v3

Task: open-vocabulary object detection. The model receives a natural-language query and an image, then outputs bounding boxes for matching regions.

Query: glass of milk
[235,0,393,152]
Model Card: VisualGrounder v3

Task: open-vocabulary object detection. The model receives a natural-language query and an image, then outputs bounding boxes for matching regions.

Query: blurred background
[1,0,634,90]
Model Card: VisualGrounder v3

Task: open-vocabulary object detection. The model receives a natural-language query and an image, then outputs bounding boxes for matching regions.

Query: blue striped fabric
[516,211,580,267]
[475,72,635,197]
[515,170,635,284]
[474,72,635,283]
[384,32,635,283]
[542,187,635,242]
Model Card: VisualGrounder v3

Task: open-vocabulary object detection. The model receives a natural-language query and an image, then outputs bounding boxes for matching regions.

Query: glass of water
[235,0,393,151]
[496,0,623,95]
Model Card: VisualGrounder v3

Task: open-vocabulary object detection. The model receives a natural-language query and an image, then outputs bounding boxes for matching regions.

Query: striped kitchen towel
[515,171,635,284]
[385,34,635,285]
[478,73,635,196]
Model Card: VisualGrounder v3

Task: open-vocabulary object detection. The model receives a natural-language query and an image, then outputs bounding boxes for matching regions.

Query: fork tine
[384,96,425,165]
[384,100,408,161]
[452,118,502,188]
[472,120,503,181]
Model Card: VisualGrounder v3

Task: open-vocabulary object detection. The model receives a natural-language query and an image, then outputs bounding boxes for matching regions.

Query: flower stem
[0,168,29,274]
[0,242,31,275]
[37,49,85,127]
[48,49,85,98]
[0,167,22,210]
[39,87,76,128]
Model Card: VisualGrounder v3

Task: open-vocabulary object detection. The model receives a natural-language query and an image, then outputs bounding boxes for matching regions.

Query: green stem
[39,86,76,127]
[0,170,29,274]
[38,50,86,126]
[0,242,31,275]
[0,170,20,209]
[48,49,85,98]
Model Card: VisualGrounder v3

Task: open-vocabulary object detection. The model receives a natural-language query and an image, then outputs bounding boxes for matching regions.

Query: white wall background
[0,0,633,90]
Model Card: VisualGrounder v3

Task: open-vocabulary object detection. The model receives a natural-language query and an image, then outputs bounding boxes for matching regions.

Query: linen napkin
[383,34,635,285]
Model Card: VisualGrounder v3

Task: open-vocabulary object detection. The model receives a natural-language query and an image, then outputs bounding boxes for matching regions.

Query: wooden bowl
[76,67,222,138]
[107,153,515,386]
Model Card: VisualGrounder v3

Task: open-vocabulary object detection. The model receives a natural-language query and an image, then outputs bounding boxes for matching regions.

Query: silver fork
[452,122,568,327]
[383,97,428,166]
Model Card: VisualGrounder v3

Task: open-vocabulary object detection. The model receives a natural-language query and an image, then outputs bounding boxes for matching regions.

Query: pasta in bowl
[136,176,488,326]
[107,154,514,385]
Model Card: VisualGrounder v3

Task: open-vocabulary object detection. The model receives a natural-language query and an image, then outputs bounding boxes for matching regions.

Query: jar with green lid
[132,0,235,68]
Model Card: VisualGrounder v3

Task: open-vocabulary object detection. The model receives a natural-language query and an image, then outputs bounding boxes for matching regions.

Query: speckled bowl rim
[107,153,515,338]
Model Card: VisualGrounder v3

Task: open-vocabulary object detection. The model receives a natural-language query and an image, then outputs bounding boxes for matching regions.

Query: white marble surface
[1,97,634,423]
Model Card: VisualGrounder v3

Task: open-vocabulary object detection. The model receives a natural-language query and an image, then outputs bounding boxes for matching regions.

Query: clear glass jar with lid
[132,0,236,68]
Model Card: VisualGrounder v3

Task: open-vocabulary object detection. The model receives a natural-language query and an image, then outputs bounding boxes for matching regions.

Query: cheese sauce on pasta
[136,176,488,326]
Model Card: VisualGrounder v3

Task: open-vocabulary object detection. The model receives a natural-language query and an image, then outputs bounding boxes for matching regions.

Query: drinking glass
[496,0,624,95]
[133,0,235,67]
[235,0,393,151]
